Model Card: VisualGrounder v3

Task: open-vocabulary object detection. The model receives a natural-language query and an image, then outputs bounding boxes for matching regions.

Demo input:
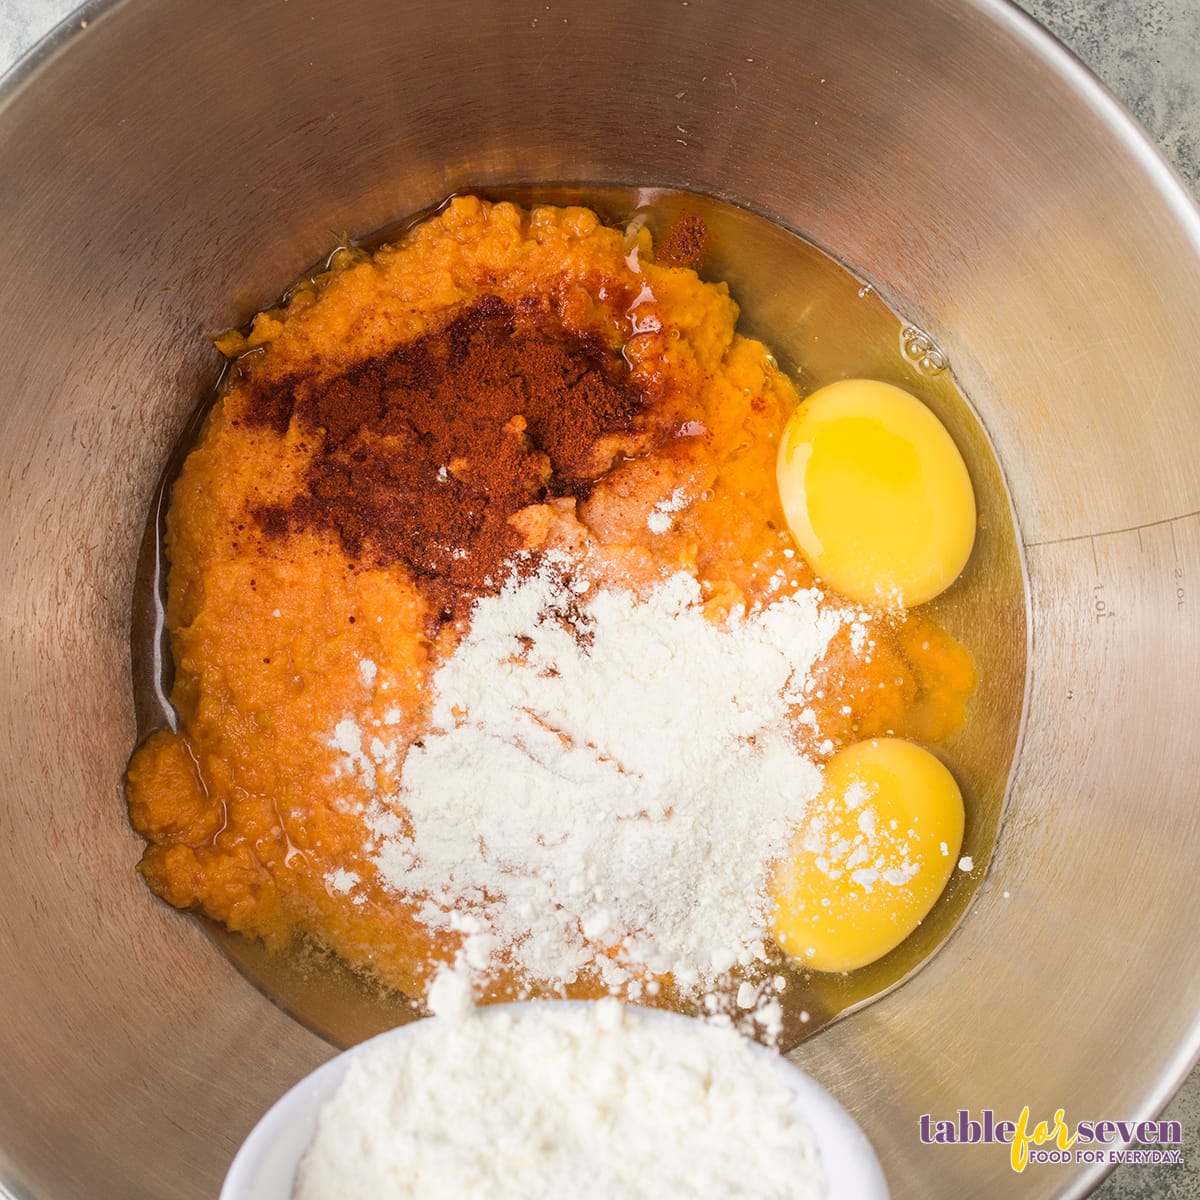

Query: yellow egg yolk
[776,379,977,607]
[768,738,965,973]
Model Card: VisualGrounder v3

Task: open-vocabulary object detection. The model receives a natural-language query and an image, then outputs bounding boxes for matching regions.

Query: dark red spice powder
[249,298,652,624]
[657,213,709,272]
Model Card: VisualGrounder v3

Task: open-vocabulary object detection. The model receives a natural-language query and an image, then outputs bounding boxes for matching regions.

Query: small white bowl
[221,1002,889,1200]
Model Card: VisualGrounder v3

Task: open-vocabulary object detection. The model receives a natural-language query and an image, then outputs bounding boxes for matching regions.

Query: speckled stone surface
[0,1,1197,1197]
[1023,0,1200,197]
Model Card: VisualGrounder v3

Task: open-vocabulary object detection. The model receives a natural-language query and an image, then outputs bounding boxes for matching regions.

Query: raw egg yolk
[768,738,964,973]
[776,379,976,607]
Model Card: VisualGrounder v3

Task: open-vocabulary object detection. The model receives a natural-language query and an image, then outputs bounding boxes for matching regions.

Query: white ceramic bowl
[221,1002,889,1200]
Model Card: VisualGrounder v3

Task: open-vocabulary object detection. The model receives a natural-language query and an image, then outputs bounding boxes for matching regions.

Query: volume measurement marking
[1171,525,1185,611]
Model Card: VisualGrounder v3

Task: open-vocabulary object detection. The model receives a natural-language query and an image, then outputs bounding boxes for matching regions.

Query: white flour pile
[291,1000,828,1200]
[332,553,856,1011]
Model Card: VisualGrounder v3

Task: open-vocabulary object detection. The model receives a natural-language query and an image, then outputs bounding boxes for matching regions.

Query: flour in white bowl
[291,1000,828,1200]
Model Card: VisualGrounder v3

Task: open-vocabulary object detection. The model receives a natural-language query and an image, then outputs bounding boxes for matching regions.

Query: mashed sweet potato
[126,197,974,1001]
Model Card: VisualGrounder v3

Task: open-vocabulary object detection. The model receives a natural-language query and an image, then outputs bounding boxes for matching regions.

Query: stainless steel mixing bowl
[2,1,1198,1197]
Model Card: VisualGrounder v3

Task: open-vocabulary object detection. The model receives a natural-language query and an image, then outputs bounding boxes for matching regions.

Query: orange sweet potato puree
[126,197,974,1000]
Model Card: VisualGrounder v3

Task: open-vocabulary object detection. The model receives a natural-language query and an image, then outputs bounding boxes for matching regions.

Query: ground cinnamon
[250,298,650,625]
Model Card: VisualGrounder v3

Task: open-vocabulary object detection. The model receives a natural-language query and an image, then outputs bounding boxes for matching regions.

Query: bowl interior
[128,183,1026,1053]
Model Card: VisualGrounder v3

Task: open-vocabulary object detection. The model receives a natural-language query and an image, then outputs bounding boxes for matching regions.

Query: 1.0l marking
[1094,584,1116,623]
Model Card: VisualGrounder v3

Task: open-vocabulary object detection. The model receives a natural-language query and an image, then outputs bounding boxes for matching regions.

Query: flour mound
[292,1003,828,1200]
[360,556,847,999]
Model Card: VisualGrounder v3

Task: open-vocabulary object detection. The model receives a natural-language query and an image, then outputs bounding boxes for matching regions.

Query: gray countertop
[1,1,1196,1197]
